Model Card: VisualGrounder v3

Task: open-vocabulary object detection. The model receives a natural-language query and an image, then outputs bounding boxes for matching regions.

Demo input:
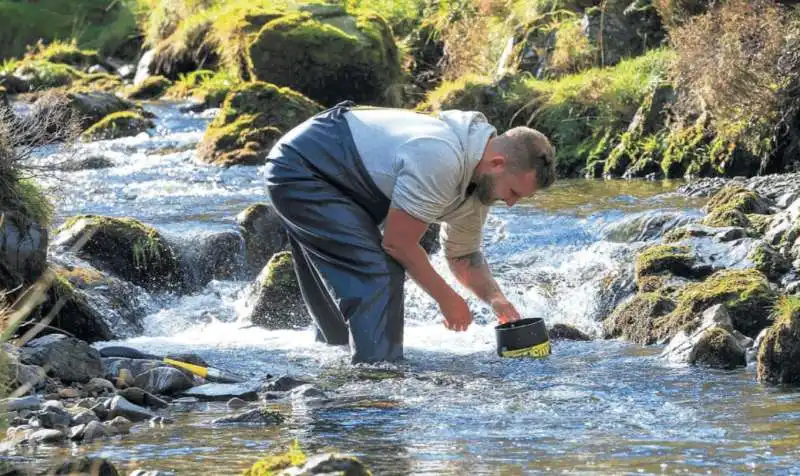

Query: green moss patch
[81,112,154,141]
[164,69,240,108]
[634,244,698,289]
[757,295,800,385]
[123,76,173,100]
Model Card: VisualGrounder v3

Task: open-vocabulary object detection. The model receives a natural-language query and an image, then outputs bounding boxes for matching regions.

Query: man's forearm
[447,251,505,304]
[384,242,458,305]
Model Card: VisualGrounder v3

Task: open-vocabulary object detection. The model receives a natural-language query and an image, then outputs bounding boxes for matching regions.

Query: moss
[747,214,772,236]
[243,440,307,476]
[693,327,746,369]
[12,60,82,90]
[654,269,777,341]
[25,41,101,69]
[197,82,322,166]
[603,292,675,344]
[165,69,240,108]
[2,178,55,227]
[748,243,791,281]
[262,251,295,288]
[702,208,751,228]
[705,185,767,215]
[663,226,694,244]
[81,112,154,141]
[247,11,401,106]
[634,244,696,289]
[660,120,711,178]
[71,73,123,93]
[756,295,800,385]
[123,76,173,100]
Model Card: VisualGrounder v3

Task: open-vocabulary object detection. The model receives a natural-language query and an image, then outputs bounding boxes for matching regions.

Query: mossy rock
[705,185,771,215]
[654,269,777,341]
[247,11,401,106]
[748,242,792,281]
[244,441,307,476]
[13,60,82,90]
[27,42,102,69]
[702,208,751,228]
[81,111,154,141]
[634,244,700,289]
[123,76,172,100]
[53,215,181,292]
[757,295,800,385]
[236,203,289,278]
[164,70,238,109]
[603,292,675,344]
[691,327,747,370]
[197,82,322,167]
[747,213,772,236]
[245,251,309,329]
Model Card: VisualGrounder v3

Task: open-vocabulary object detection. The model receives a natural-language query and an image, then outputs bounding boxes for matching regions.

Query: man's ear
[489,153,506,171]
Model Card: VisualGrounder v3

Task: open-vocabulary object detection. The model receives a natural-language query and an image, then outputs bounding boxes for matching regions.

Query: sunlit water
[16,102,800,474]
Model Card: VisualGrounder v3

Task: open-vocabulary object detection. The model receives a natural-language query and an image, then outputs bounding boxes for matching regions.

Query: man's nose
[505,197,517,207]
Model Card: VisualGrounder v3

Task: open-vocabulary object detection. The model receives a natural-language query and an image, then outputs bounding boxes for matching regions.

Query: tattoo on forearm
[450,251,503,302]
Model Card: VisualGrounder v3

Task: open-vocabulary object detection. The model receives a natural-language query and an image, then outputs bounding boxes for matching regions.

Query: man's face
[474,158,538,207]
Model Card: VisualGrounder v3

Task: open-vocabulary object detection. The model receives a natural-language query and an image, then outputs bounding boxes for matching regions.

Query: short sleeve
[440,199,489,258]
[390,138,463,223]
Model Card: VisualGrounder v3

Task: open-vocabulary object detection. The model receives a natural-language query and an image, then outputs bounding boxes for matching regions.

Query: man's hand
[491,297,521,324]
[440,293,472,331]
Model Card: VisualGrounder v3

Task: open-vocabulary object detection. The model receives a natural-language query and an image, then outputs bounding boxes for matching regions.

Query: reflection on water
[21,103,800,475]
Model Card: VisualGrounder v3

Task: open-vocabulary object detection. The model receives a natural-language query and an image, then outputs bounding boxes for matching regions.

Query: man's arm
[382,207,472,331]
[448,251,521,323]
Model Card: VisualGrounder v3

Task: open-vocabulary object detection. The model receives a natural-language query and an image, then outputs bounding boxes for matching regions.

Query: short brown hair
[496,127,556,189]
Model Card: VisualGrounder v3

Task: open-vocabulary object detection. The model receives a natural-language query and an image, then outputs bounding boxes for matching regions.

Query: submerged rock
[20,334,103,384]
[182,382,261,401]
[196,82,321,167]
[212,407,285,426]
[244,251,309,329]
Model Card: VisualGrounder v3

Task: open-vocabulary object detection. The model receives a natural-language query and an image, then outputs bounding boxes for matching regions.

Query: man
[264,101,556,364]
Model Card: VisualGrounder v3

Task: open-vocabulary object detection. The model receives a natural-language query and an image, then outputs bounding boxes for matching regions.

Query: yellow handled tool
[99,346,246,384]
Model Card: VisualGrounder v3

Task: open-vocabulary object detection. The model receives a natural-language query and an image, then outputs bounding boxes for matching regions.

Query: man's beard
[472,172,496,205]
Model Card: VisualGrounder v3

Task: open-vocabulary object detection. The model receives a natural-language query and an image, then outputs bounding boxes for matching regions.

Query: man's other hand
[440,293,472,332]
[491,297,521,324]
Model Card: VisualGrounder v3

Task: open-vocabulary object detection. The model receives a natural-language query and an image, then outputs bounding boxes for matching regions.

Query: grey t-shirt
[344,108,495,258]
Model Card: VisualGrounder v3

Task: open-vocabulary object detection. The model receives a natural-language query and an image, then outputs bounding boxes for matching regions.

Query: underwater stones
[244,251,309,330]
[52,215,181,292]
[212,407,285,426]
[237,203,289,278]
[661,304,747,369]
[122,75,172,100]
[757,295,800,385]
[81,111,154,141]
[20,334,103,384]
[197,82,321,167]
[247,11,401,106]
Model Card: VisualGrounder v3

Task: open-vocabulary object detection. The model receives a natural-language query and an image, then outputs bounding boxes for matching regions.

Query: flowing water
[17,102,800,474]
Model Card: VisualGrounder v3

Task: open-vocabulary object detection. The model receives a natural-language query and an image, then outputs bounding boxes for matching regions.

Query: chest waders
[264,101,405,364]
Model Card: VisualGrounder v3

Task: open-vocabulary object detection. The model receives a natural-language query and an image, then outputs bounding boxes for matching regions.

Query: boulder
[196,82,321,167]
[133,367,194,395]
[50,457,119,476]
[582,0,665,68]
[548,323,591,341]
[20,334,103,383]
[107,395,158,422]
[52,215,182,292]
[237,204,289,278]
[634,243,706,290]
[102,357,165,384]
[243,251,309,329]
[288,453,370,476]
[81,111,154,141]
[757,295,800,385]
[661,304,747,369]
[603,292,675,344]
[59,155,115,171]
[123,76,172,100]
[31,90,136,130]
[181,382,261,401]
[28,428,65,444]
[0,211,48,289]
[247,10,401,106]
[117,387,168,409]
[212,407,284,425]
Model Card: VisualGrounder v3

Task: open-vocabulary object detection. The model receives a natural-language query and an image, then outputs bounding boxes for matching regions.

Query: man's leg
[268,173,405,363]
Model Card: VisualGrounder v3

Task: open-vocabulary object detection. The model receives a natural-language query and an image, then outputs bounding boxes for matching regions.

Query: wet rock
[262,375,308,393]
[107,395,158,422]
[165,352,207,368]
[85,377,116,396]
[105,416,133,435]
[58,387,82,399]
[661,305,747,369]
[0,210,48,290]
[122,75,172,100]
[52,216,182,292]
[185,231,244,285]
[102,357,166,383]
[81,111,154,141]
[2,396,42,412]
[51,457,119,475]
[60,155,115,171]
[118,387,169,409]
[0,72,30,94]
[91,402,110,421]
[212,407,285,425]
[133,367,194,395]
[70,408,99,426]
[20,334,103,383]
[7,361,48,394]
[227,397,248,409]
[289,453,370,476]
[603,292,675,344]
[748,242,792,281]
[634,244,709,290]
[69,424,86,440]
[28,428,65,444]
[244,251,309,329]
[31,405,72,429]
[548,324,591,341]
[129,471,176,476]
[763,198,800,246]
[757,296,800,385]
[88,65,109,75]
[182,382,260,401]
[290,384,326,400]
[80,420,110,442]
[237,204,289,277]
[149,415,174,426]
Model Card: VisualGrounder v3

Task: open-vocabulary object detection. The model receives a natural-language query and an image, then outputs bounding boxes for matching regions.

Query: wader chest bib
[264,102,404,363]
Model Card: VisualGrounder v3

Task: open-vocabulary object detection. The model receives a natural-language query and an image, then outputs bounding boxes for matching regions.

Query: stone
[31,406,72,429]
[70,408,99,426]
[58,388,81,399]
[244,251,309,329]
[0,210,48,289]
[28,428,65,444]
[287,453,370,476]
[757,295,800,385]
[262,376,308,393]
[105,416,133,435]
[661,305,747,369]
[118,387,169,409]
[290,384,326,400]
[181,382,261,402]
[85,377,116,396]
[133,367,194,395]
[2,396,42,412]
[212,407,285,426]
[81,420,110,442]
[129,471,176,476]
[51,457,119,475]
[548,324,591,341]
[107,396,158,422]
[20,334,103,383]
[237,204,289,277]
[226,398,248,409]
[102,358,166,383]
